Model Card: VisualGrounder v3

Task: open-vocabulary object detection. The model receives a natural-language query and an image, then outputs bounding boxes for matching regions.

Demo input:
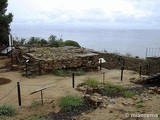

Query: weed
[26,114,51,120]
[136,101,144,108]
[123,91,136,98]
[59,95,84,111]
[84,78,100,89]
[30,100,41,107]
[103,82,125,94]
[0,104,16,116]
[52,69,66,77]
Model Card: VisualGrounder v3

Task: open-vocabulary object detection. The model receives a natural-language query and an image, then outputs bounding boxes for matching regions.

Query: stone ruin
[12,46,99,75]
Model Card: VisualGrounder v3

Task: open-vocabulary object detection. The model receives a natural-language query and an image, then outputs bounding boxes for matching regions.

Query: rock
[148,90,154,94]
[122,99,135,106]
[142,97,149,101]
[109,99,116,104]
[99,102,107,109]
[84,94,90,98]
[107,104,115,113]
[149,86,158,91]
[77,86,86,92]
[76,116,90,120]
[94,93,101,97]
[157,88,160,94]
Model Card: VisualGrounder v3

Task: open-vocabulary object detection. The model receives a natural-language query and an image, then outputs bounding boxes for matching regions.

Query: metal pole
[72,72,75,88]
[121,66,124,81]
[41,90,43,106]
[100,59,102,71]
[17,82,21,106]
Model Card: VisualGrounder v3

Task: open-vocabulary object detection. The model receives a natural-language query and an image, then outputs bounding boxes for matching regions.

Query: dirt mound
[0,77,11,85]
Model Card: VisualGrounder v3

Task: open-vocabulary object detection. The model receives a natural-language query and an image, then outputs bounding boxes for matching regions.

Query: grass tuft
[0,104,16,116]
[59,95,84,111]
[84,78,100,89]
[30,100,41,107]
[123,91,136,98]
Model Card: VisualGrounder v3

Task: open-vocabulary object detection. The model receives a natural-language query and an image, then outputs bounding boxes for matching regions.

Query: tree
[64,40,81,47]
[48,35,64,47]
[0,0,13,46]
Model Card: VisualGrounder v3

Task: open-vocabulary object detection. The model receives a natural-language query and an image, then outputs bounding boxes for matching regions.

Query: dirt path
[1,69,159,120]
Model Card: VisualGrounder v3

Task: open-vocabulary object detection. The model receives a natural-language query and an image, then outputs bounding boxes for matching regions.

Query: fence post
[139,66,142,77]
[121,66,124,81]
[40,90,43,106]
[25,62,28,77]
[72,72,75,88]
[100,59,102,71]
[17,82,21,106]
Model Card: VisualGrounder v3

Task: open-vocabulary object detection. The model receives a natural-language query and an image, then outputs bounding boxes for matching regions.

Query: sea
[12,28,160,58]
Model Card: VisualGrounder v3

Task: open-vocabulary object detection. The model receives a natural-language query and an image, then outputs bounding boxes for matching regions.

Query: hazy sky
[7,0,160,31]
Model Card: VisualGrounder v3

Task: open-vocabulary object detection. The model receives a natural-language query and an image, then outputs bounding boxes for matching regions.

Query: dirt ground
[0,68,160,120]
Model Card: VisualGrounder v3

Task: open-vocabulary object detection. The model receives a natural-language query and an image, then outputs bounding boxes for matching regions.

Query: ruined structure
[12,46,99,76]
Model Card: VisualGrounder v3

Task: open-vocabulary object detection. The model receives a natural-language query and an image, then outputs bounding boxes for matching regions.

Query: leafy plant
[136,101,144,108]
[123,91,136,98]
[103,82,125,94]
[52,69,66,77]
[84,78,100,88]
[0,104,16,116]
[59,95,84,111]
[26,114,51,120]
[30,100,41,107]
[64,40,81,47]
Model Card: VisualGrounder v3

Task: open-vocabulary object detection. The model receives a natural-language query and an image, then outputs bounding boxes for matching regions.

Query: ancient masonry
[12,46,99,74]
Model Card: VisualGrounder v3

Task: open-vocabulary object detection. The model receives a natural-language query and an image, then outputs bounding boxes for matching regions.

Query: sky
[5,0,160,39]
[7,0,160,30]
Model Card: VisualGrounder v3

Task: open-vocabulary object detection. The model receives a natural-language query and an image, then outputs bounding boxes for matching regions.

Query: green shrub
[52,69,66,77]
[136,101,144,108]
[26,114,51,120]
[123,91,136,98]
[103,82,125,94]
[0,104,16,116]
[64,40,81,47]
[59,95,84,111]
[84,78,100,88]
[30,100,41,107]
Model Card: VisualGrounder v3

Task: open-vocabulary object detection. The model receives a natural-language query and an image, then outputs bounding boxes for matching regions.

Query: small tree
[64,40,81,47]
[0,0,13,46]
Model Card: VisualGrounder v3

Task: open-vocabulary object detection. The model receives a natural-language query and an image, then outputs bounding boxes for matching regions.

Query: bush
[26,114,51,120]
[123,91,136,98]
[136,101,144,108]
[64,40,81,47]
[103,82,125,94]
[84,78,100,89]
[0,104,16,116]
[59,95,84,111]
[52,69,66,77]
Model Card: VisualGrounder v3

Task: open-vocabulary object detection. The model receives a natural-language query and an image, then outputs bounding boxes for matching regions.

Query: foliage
[103,82,125,94]
[0,0,13,46]
[64,40,81,47]
[26,114,51,120]
[52,69,85,77]
[30,100,41,107]
[59,95,84,111]
[27,37,48,45]
[48,35,63,47]
[0,104,16,116]
[136,101,144,108]
[52,69,66,77]
[123,91,136,98]
[84,78,100,89]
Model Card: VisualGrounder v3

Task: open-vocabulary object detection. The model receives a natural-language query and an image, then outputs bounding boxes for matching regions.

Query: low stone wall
[99,53,160,75]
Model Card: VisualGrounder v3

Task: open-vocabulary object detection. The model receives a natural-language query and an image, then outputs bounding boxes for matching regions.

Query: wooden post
[100,59,102,71]
[17,82,21,106]
[25,62,28,77]
[139,66,142,77]
[72,72,75,88]
[40,90,43,106]
[121,66,124,81]
[38,61,41,76]
[102,72,105,83]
